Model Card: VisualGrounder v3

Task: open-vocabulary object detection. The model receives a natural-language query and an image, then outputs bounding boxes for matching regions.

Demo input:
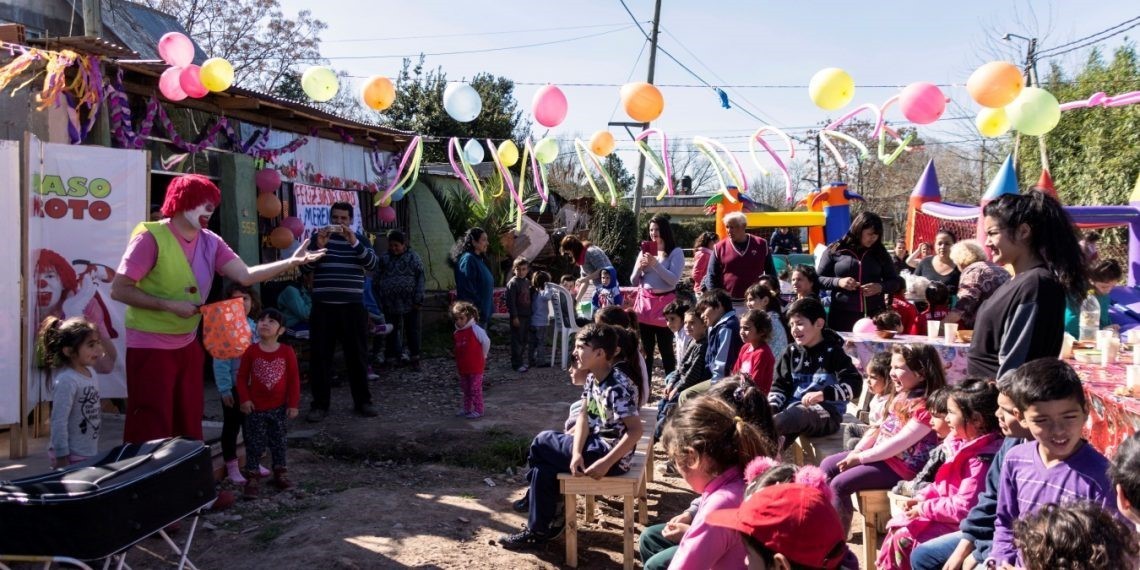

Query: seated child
[655,308,710,440]
[843,352,895,451]
[768,297,863,443]
[733,309,776,393]
[922,281,951,323]
[988,358,1117,568]
[878,379,1005,570]
[501,324,642,549]
[1014,502,1139,570]
[662,300,692,383]
[592,266,623,310]
[891,387,952,496]
[821,344,945,533]
[1064,259,1123,338]
[873,310,904,334]
[559,274,578,297]
[746,282,788,362]
[678,289,742,402]
[1110,431,1140,530]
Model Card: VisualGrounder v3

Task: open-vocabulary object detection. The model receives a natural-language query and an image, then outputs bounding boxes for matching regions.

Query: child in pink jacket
[877,379,1005,570]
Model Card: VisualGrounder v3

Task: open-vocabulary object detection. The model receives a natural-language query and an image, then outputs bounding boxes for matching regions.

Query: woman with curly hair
[450,227,494,329]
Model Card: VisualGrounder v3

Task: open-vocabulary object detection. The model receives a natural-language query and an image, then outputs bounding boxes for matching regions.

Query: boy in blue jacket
[679,289,741,403]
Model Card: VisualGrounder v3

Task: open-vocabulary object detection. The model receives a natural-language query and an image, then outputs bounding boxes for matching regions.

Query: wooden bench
[558,408,656,570]
[854,490,891,570]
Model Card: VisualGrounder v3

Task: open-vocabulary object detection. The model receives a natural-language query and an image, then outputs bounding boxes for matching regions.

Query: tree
[381,56,531,163]
[646,138,718,195]
[604,154,636,196]
[133,0,325,93]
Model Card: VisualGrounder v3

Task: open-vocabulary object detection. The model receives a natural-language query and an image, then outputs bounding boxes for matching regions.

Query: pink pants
[123,342,205,444]
[459,373,484,415]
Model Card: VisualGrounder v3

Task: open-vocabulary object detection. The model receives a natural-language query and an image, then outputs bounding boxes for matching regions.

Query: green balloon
[1006,87,1060,136]
[534,137,560,164]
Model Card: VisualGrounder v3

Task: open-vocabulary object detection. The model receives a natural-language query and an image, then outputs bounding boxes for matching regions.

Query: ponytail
[663,397,776,476]
[37,316,97,369]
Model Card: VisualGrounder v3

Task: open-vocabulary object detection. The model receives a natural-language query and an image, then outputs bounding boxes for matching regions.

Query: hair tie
[733,415,743,424]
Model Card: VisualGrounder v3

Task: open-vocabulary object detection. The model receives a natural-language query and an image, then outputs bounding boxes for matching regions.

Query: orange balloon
[590,130,616,156]
[966,61,1024,108]
[268,226,294,249]
[361,76,396,111]
[620,82,664,122]
[256,192,282,218]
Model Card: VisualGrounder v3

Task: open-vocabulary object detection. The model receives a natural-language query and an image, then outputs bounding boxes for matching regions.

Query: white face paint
[183,203,215,230]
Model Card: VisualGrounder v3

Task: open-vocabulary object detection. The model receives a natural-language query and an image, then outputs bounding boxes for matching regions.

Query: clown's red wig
[161,174,221,217]
[35,249,77,293]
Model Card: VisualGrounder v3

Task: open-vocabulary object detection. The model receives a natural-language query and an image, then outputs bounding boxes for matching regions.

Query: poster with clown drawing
[24,135,146,416]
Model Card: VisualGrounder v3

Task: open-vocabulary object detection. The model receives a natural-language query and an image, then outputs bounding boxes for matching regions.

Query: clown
[34,248,118,373]
[111,174,325,444]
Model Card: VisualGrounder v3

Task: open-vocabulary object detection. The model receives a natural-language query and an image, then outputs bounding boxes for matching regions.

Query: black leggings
[220,397,245,462]
[639,322,676,377]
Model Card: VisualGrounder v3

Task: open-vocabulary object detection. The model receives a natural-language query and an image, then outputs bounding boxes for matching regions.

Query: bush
[589,202,640,284]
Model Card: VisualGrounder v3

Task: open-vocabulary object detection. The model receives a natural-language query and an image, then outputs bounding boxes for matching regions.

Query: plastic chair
[546,283,581,369]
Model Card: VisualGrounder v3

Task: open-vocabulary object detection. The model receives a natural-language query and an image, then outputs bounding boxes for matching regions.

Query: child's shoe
[456,408,468,417]
[258,465,271,477]
[272,466,294,490]
[242,471,261,499]
[225,459,247,485]
[465,411,483,419]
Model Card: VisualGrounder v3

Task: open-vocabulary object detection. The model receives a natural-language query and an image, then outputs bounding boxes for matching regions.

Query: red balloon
[377,206,397,223]
[268,226,294,249]
[179,65,208,99]
[281,216,304,239]
[255,168,281,193]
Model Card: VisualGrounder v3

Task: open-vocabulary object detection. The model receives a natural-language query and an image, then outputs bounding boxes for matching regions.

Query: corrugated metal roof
[100,0,207,62]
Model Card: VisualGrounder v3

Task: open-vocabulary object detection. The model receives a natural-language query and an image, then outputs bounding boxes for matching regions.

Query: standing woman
[560,235,614,303]
[913,229,961,294]
[451,228,494,329]
[967,191,1088,379]
[631,214,685,376]
[817,212,903,332]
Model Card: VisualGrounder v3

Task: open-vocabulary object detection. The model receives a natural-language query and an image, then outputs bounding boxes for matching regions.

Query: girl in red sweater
[452,301,490,419]
[733,309,776,394]
[236,308,300,498]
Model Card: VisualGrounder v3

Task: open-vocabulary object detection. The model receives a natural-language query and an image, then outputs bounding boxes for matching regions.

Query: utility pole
[632,0,663,219]
[816,132,823,188]
[82,0,111,146]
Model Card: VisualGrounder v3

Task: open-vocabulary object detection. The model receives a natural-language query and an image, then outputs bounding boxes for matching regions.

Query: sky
[277,0,1136,177]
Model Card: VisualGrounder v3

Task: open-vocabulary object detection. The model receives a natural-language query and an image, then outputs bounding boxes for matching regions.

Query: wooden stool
[853,490,891,570]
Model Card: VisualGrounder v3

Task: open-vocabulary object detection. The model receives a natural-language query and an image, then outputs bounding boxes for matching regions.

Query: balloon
[534,137,559,164]
[377,206,397,224]
[463,138,485,164]
[199,58,234,92]
[808,68,855,110]
[532,84,568,128]
[589,130,615,156]
[159,67,187,101]
[975,107,1011,138]
[301,66,339,102]
[389,186,407,202]
[898,82,946,124]
[360,75,396,111]
[620,82,664,122]
[852,317,878,335]
[179,65,208,99]
[269,226,294,249]
[1006,87,1061,136]
[281,216,304,239]
[256,192,282,218]
[497,140,519,168]
[158,32,194,68]
[443,82,482,122]
[255,168,281,193]
[966,61,1024,108]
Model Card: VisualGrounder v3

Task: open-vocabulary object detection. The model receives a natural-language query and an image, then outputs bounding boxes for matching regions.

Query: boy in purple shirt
[988,359,1116,567]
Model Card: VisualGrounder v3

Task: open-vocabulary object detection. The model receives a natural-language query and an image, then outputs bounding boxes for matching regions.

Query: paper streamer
[523,138,551,214]
[375,135,422,206]
[573,138,618,205]
[446,137,485,205]
[1059,90,1140,111]
[487,138,527,219]
[749,126,796,202]
[634,129,675,199]
[693,136,749,203]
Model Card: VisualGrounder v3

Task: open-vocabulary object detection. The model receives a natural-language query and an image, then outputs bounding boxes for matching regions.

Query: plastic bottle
[1079,294,1101,341]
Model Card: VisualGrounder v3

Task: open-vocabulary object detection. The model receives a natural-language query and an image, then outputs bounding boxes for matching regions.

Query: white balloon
[463,138,485,165]
[443,82,482,123]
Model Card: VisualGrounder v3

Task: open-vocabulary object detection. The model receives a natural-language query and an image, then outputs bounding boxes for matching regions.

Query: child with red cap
[706,482,850,570]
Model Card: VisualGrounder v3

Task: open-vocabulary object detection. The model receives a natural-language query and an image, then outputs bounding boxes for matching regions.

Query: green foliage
[588,202,640,283]
[604,154,637,196]
[670,218,717,251]
[1018,44,1140,212]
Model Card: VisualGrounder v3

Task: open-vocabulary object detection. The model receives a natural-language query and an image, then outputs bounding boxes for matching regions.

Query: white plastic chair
[546,283,581,369]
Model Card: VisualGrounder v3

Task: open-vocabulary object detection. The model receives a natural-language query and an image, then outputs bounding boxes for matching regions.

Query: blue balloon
[391,186,407,202]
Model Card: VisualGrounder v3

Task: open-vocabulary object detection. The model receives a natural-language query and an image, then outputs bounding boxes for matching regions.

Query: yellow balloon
[975,107,1011,138]
[534,137,559,164]
[199,57,234,92]
[809,68,855,111]
[301,66,339,102]
[589,130,615,156]
[497,140,519,167]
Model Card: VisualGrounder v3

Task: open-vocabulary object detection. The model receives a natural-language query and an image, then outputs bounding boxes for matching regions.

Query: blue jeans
[525,430,622,534]
[911,531,965,570]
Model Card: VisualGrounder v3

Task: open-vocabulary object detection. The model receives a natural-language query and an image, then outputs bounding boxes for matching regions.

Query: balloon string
[749,126,796,202]
[634,129,675,199]
[573,139,617,205]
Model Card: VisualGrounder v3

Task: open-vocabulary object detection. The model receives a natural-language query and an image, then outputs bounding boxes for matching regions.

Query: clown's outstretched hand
[292,238,326,266]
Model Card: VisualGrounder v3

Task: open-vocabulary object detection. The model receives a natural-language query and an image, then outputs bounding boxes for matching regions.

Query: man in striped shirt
[304,202,380,422]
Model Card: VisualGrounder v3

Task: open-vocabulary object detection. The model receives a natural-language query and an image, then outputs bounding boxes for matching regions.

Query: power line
[1036,15,1140,57]
[305,25,637,60]
[321,21,648,43]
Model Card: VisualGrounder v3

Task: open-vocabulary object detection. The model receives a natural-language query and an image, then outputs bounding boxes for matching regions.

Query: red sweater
[454,322,489,375]
[236,343,301,411]
[732,341,775,394]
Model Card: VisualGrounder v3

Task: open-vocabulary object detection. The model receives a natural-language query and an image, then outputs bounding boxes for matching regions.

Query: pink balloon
[532,84,568,128]
[281,216,304,239]
[178,65,208,99]
[899,82,946,125]
[159,67,187,101]
[377,206,397,223]
[255,168,281,193]
[158,32,195,68]
[852,317,878,335]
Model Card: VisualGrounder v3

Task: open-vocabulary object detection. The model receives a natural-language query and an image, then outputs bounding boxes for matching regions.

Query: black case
[0,437,216,560]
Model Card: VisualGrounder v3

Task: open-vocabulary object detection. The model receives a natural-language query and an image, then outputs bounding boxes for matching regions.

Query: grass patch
[441,428,530,472]
[254,523,284,545]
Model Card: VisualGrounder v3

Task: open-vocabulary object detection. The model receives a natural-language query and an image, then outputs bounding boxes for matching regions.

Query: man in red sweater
[703,209,777,308]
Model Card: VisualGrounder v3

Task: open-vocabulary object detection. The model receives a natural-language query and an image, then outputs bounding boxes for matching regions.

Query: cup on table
[1060,334,1075,359]
[1128,365,1140,391]
[1102,338,1120,367]
[942,322,959,344]
[1096,329,1116,352]
[927,320,941,340]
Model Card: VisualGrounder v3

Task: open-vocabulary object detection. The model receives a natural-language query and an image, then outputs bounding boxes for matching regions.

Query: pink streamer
[1060,91,1140,111]
[446,137,482,203]
[377,135,422,204]
[486,138,526,216]
[749,126,796,202]
[523,138,549,204]
[825,102,884,138]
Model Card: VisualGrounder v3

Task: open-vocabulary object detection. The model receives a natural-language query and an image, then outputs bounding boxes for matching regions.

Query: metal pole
[816,132,823,188]
[633,0,663,218]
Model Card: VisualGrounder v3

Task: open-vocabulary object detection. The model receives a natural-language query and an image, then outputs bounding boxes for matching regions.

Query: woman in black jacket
[817,212,904,331]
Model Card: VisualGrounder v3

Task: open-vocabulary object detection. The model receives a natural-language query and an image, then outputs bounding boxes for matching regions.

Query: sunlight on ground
[415,492,502,514]
[344,535,402,555]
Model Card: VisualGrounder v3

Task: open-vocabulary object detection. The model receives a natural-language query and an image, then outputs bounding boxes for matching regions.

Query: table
[839,332,972,381]
[1068,359,1140,457]
[447,287,509,317]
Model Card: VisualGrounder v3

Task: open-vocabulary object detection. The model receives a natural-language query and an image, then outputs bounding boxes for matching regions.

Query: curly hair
[1014,501,1139,570]
[160,174,221,217]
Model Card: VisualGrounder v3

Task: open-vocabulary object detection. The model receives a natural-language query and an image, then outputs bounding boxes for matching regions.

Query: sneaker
[367,367,381,381]
[499,527,554,550]
[355,404,379,418]
[465,411,483,419]
[456,409,469,417]
[258,466,271,477]
[517,366,529,373]
[306,408,327,423]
